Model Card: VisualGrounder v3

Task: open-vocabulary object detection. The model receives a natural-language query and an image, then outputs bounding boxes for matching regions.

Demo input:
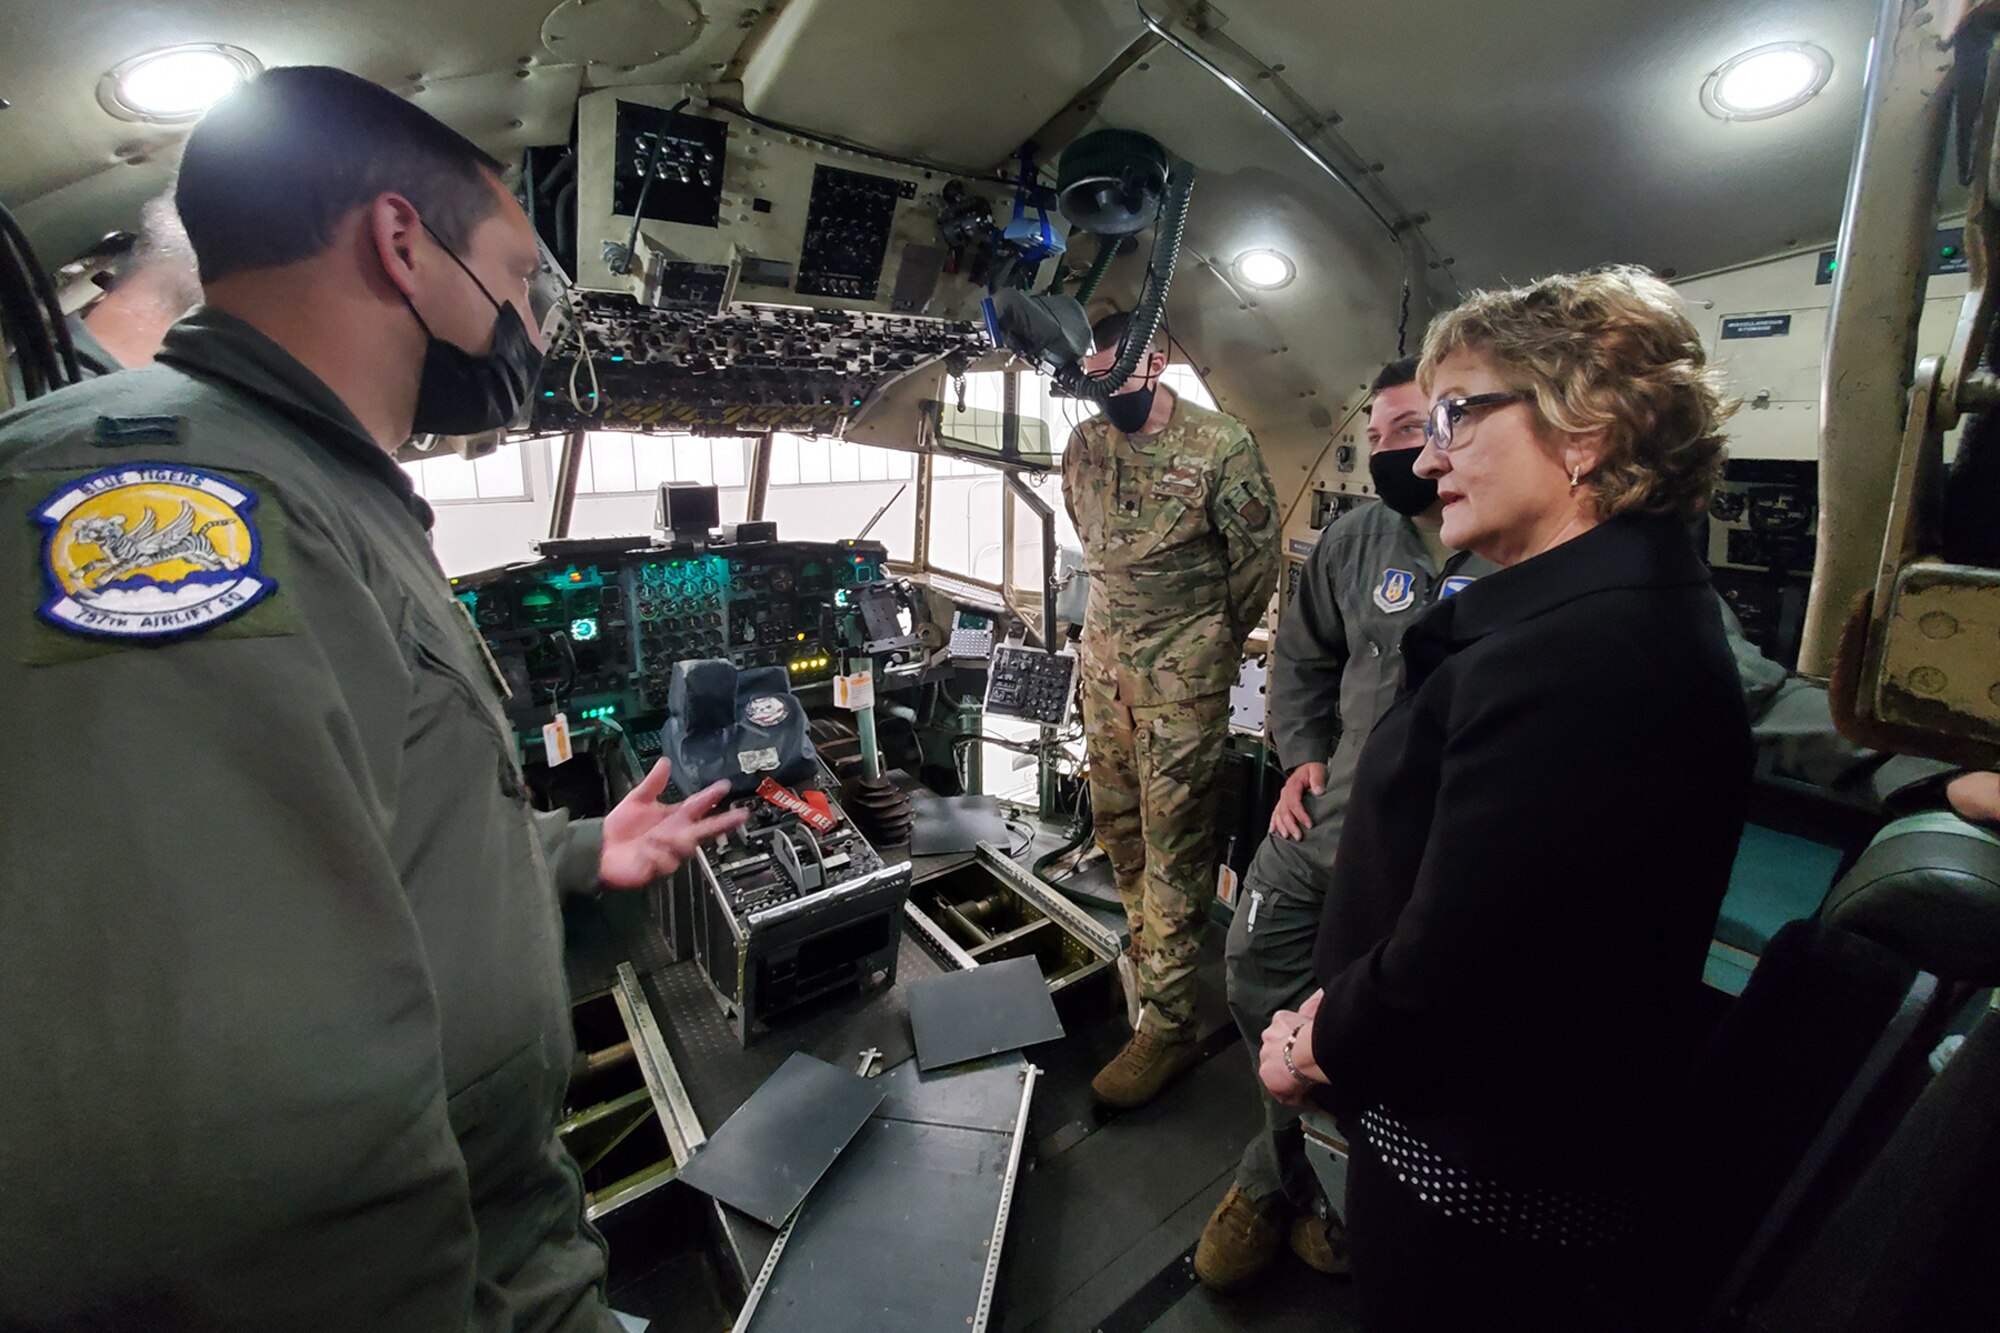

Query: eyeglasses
[1424,393,1524,452]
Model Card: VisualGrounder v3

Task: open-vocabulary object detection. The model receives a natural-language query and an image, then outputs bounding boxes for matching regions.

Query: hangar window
[765,435,920,562]
[572,432,749,495]
[401,439,533,503]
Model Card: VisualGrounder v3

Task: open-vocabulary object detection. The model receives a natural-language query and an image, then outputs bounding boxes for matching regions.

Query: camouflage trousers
[1082,668,1230,1040]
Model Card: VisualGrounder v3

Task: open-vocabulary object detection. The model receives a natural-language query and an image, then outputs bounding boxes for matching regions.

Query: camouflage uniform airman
[1064,393,1281,1045]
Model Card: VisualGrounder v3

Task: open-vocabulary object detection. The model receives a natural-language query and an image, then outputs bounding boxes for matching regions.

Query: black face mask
[1369,446,1440,517]
[401,223,545,437]
[1102,383,1157,434]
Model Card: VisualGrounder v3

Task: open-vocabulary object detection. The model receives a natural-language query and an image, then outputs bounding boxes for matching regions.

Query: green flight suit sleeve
[1712,591,1954,805]
[1717,591,1867,787]
[1211,427,1282,651]
[0,481,478,1328]
[1715,594,1788,715]
[532,807,606,898]
[1269,530,1350,772]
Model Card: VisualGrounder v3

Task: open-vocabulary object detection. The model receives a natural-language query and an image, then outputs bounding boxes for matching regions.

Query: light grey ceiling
[0,0,1885,281]
[0,0,1904,504]
[1202,0,1883,286]
[740,0,1139,170]
[0,0,761,263]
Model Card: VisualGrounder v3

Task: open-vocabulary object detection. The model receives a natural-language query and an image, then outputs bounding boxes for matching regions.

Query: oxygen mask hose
[1072,232,1123,305]
[1057,166,1194,403]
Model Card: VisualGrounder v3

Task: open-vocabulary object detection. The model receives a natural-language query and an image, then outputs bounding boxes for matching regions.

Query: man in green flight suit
[1064,309,1282,1109]
[0,67,745,1331]
[1195,354,1495,1290]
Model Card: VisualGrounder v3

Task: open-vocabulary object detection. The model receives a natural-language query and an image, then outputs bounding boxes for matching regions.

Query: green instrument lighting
[570,616,599,642]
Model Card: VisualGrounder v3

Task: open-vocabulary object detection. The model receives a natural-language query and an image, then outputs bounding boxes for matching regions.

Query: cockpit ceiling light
[99,44,262,124]
[1701,42,1832,121]
[1233,248,1295,290]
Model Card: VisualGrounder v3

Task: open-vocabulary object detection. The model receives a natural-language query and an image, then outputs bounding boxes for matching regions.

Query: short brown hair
[1418,266,1732,522]
[176,66,504,284]
[1370,355,1418,395]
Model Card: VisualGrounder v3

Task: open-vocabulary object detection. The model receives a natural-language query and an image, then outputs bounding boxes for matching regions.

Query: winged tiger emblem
[70,502,234,588]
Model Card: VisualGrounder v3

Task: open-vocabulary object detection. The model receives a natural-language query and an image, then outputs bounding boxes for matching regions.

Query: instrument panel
[1708,459,1818,669]
[452,538,891,730]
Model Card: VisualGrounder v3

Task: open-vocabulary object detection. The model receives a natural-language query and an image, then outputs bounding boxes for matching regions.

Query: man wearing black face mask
[1063,310,1281,1110]
[0,67,745,1331]
[1196,355,1496,1291]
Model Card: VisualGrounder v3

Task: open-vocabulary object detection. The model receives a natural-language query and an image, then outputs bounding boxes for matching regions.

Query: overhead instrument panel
[537,294,989,435]
[795,165,914,301]
[556,85,1068,433]
[612,100,729,232]
[575,86,1054,316]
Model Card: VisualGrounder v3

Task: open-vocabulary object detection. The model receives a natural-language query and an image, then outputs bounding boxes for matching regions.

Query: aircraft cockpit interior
[2,2,1998,1330]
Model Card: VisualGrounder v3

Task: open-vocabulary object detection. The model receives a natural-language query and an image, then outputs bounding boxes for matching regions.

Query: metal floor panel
[565,889,678,999]
[643,932,943,1130]
[673,1053,886,1229]
[909,955,1067,1071]
[1025,921,1241,1165]
[742,1117,1017,1333]
[1147,1272,1365,1333]
[602,838,1365,1332]
[1042,1173,1363,1333]
[874,1052,1034,1135]
[998,1038,1265,1331]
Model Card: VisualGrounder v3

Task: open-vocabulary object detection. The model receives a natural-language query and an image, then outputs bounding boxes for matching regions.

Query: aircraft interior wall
[1674,232,1971,462]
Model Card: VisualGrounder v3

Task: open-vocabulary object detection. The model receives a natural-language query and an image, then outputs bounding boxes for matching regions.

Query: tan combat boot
[1089,1028,1201,1109]
[1194,1185,1286,1291]
[1288,1211,1352,1275]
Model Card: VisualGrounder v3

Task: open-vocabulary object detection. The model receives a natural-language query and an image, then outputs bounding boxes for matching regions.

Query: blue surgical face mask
[399,221,545,436]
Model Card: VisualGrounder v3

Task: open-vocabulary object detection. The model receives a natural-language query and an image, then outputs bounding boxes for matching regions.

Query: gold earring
[1570,465,1582,491]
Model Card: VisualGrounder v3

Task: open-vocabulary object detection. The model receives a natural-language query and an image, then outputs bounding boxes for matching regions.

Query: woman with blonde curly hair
[1257,267,1752,1331]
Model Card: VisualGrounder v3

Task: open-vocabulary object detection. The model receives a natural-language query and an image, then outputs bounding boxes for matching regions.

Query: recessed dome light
[1702,42,1832,121]
[99,44,261,124]
[1233,248,1295,290]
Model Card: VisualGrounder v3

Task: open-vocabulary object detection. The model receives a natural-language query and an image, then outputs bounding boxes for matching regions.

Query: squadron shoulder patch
[1439,575,1476,599]
[34,463,276,640]
[1372,567,1417,614]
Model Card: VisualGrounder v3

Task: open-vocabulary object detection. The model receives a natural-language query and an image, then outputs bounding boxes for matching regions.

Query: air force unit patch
[1372,567,1417,613]
[35,463,275,640]
[1439,575,1476,599]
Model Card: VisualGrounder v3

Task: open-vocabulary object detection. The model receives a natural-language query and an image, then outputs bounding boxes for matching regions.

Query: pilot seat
[658,658,817,797]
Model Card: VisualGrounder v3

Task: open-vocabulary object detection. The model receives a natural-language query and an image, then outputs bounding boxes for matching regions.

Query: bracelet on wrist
[1281,1025,1313,1089]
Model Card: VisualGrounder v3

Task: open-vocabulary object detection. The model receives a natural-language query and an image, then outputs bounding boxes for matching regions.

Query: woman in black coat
[1259,267,1752,1332]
